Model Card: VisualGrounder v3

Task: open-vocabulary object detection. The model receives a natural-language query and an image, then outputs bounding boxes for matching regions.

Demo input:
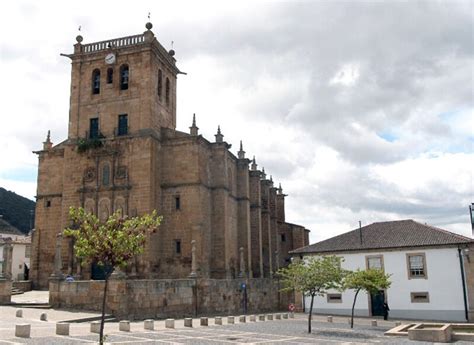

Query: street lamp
[469,203,474,237]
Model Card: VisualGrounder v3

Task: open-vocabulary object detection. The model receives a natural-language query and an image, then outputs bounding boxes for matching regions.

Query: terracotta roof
[291,219,473,254]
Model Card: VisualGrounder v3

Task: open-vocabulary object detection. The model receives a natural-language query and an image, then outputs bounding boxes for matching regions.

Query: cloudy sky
[1,0,473,242]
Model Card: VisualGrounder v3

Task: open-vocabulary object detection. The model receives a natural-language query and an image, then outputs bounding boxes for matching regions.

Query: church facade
[31,23,309,289]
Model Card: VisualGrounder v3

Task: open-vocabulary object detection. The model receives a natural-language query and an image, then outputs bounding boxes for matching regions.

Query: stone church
[31,23,309,289]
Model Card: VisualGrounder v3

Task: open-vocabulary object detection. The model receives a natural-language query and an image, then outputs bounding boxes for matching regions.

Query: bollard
[275,314,281,320]
[228,316,235,324]
[250,315,256,322]
[40,312,47,321]
[289,312,294,318]
[395,321,402,326]
[144,319,154,330]
[165,319,175,329]
[56,322,70,336]
[90,321,100,333]
[371,320,377,327]
[282,313,288,319]
[267,314,273,321]
[119,320,130,332]
[16,309,23,318]
[200,317,208,326]
[327,316,333,323]
[239,315,246,323]
[215,317,222,325]
[184,318,193,327]
[15,324,31,338]
[258,314,265,321]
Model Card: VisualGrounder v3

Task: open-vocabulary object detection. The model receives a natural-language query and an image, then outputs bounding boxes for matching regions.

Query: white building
[291,220,474,322]
[0,218,31,281]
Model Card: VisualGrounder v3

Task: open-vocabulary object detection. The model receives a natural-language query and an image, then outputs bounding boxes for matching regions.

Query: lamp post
[469,203,474,237]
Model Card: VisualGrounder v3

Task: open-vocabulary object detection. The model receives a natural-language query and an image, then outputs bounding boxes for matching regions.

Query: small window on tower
[157,69,162,98]
[107,68,113,84]
[165,77,170,105]
[45,200,51,208]
[175,240,181,255]
[120,64,129,90]
[281,234,286,242]
[92,69,101,94]
[175,196,181,210]
[89,118,99,139]
[118,114,128,136]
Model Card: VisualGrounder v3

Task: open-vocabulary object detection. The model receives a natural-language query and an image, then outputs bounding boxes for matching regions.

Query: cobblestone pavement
[0,307,471,344]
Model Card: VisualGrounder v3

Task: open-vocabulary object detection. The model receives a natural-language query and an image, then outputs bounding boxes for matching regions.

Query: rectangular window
[175,196,180,210]
[45,200,51,207]
[366,255,383,270]
[327,293,342,303]
[407,253,427,279]
[175,240,181,254]
[89,118,99,139]
[281,234,286,242]
[411,292,430,303]
[118,114,128,136]
[107,68,113,84]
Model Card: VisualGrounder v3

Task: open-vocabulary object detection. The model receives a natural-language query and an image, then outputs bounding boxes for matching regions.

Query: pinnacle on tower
[261,167,266,180]
[215,125,224,143]
[238,140,246,159]
[43,130,53,150]
[278,183,283,194]
[190,113,199,136]
[251,156,257,170]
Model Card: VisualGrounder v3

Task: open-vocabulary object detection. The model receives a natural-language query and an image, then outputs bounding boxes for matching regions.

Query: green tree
[278,256,346,333]
[344,268,392,328]
[64,207,162,345]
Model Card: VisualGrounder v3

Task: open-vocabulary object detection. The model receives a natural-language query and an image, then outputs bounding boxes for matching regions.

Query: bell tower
[66,22,180,140]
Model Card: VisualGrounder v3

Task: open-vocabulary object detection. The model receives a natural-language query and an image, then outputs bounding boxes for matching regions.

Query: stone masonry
[30,22,310,288]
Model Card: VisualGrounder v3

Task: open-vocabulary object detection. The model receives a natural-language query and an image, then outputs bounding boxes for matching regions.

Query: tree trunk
[308,293,315,333]
[350,288,360,329]
[99,275,109,345]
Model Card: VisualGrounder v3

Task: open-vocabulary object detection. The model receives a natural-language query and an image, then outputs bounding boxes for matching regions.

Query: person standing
[383,302,390,320]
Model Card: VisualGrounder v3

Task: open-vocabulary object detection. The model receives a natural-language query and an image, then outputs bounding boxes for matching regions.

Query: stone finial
[43,130,53,150]
[190,113,199,136]
[215,125,224,143]
[251,156,257,171]
[238,247,246,278]
[270,175,273,183]
[238,140,246,159]
[189,240,197,278]
[278,183,283,194]
[261,167,266,180]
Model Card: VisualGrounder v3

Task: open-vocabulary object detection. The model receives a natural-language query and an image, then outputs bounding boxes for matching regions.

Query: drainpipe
[458,247,469,321]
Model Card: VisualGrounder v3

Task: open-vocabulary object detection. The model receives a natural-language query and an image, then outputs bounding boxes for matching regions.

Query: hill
[0,187,35,234]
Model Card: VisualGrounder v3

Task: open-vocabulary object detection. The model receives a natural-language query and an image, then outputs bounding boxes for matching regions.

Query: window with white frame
[366,255,383,270]
[407,253,427,278]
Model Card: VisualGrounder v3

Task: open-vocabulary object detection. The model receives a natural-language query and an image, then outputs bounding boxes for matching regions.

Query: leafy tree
[64,207,162,345]
[278,256,346,333]
[344,268,392,328]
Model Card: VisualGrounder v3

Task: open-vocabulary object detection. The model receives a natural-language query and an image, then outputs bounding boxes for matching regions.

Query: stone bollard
[215,317,222,325]
[258,314,265,321]
[119,320,130,332]
[239,315,246,323]
[144,319,154,330]
[56,322,70,336]
[289,312,294,319]
[327,316,333,323]
[267,314,273,321]
[371,320,377,327]
[184,318,193,327]
[250,315,256,322]
[395,321,402,326]
[228,316,235,324]
[200,317,208,326]
[275,314,281,320]
[165,319,175,329]
[16,309,23,318]
[40,312,47,321]
[15,324,30,338]
[90,321,100,333]
[283,313,288,319]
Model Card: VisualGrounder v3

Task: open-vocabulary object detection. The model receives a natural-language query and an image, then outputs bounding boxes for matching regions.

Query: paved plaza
[1,304,472,345]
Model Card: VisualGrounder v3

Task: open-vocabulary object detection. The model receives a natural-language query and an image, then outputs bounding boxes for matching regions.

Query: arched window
[92,69,101,94]
[157,69,162,98]
[102,164,110,186]
[165,77,170,105]
[107,68,113,84]
[120,65,129,90]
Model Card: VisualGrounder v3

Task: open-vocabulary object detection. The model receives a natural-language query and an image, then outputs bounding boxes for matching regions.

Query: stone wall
[12,280,32,292]
[49,278,292,319]
[0,280,12,304]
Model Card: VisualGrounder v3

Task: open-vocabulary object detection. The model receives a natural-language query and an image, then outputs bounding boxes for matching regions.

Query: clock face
[105,53,116,64]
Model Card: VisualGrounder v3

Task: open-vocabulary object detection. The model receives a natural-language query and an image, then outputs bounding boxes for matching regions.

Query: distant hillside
[0,187,35,234]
